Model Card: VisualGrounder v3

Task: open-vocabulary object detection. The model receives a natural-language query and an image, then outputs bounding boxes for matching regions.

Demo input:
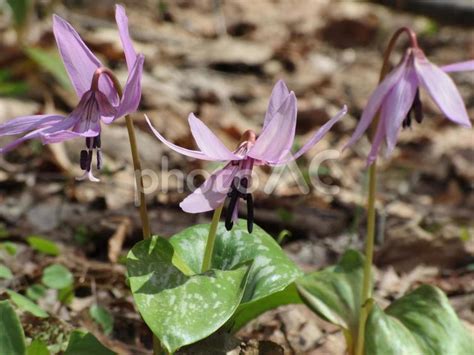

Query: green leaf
[6,0,29,27]
[127,236,251,353]
[26,236,60,256]
[295,249,367,344]
[0,264,13,279]
[58,285,74,305]
[90,304,114,335]
[64,331,115,355]
[170,220,303,318]
[0,300,26,355]
[24,47,72,90]
[1,241,18,255]
[26,339,50,355]
[6,290,48,318]
[26,284,47,301]
[42,264,73,290]
[365,285,474,355]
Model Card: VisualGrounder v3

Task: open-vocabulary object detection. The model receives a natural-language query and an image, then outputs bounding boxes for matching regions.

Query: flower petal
[366,116,387,166]
[0,114,64,136]
[271,105,347,165]
[247,92,297,162]
[415,57,471,127]
[146,114,222,161]
[188,113,240,161]
[441,60,474,73]
[115,4,137,71]
[263,80,290,129]
[180,163,239,213]
[344,52,411,149]
[383,65,418,153]
[110,54,145,121]
[0,129,43,153]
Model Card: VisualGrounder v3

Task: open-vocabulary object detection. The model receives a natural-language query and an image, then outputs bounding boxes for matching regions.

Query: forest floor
[0,0,473,354]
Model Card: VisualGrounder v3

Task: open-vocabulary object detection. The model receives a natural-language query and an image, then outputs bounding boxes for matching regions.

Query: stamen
[80,150,89,170]
[96,149,103,170]
[225,185,239,231]
[402,111,412,129]
[413,90,423,123]
[246,193,254,233]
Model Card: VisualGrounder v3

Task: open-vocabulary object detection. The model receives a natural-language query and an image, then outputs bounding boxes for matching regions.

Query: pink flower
[147,80,347,232]
[346,48,473,165]
[0,5,144,181]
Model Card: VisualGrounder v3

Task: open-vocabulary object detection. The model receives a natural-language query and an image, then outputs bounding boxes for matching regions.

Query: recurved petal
[53,15,101,97]
[263,80,291,129]
[344,52,411,149]
[441,60,474,73]
[111,54,145,121]
[415,57,471,127]
[146,115,222,161]
[0,114,65,136]
[383,65,418,153]
[115,4,137,71]
[179,163,239,213]
[248,92,297,162]
[188,113,240,161]
[271,105,347,165]
[0,129,43,153]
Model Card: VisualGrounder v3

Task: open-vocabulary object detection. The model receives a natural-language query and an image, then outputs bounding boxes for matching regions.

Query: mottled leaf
[365,285,474,355]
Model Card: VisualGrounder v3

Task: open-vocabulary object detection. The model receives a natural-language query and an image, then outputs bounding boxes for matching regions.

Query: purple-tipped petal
[263,80,290,129]
[441,60,474,73]
[345,53,411,149]
[180,163,239,213]
[248,92,297,162]
[0,114,64,136]
[415,56,471,127]
[115,4,137,71]
[111,54,145,121]
[188,113,240,161]
[271,105,347,165]
[383,65,418,153]
[146,115,225,161]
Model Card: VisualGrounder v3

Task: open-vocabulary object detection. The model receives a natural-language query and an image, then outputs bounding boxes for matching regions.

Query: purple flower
[0,5,144,181]
[346,47,473,165]
[147,80,347,232]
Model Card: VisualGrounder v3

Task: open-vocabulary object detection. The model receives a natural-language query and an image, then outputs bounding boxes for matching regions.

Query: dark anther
[402,111,412,129]
[80,150,89,170]
[413,90,423,123]
[246,193,254,233]
[225,178,240,231]
[93,135,101,149]
[85,137,93,149]
[96,149,103,170]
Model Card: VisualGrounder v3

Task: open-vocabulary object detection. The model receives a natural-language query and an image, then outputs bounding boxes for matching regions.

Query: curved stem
[94,68,151,239]
[354,26,417,355]
[202,205,224,273]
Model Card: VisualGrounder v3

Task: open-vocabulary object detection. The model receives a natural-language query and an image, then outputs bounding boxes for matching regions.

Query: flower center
[402,89,423,129]
[79,135,102,173]
[224,156,255,233]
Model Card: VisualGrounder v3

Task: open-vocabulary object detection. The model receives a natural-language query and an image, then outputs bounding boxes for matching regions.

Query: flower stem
[355,161,377,355]
[125,114,151,239]
[354,26,418,355]
[202,205,224,273]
